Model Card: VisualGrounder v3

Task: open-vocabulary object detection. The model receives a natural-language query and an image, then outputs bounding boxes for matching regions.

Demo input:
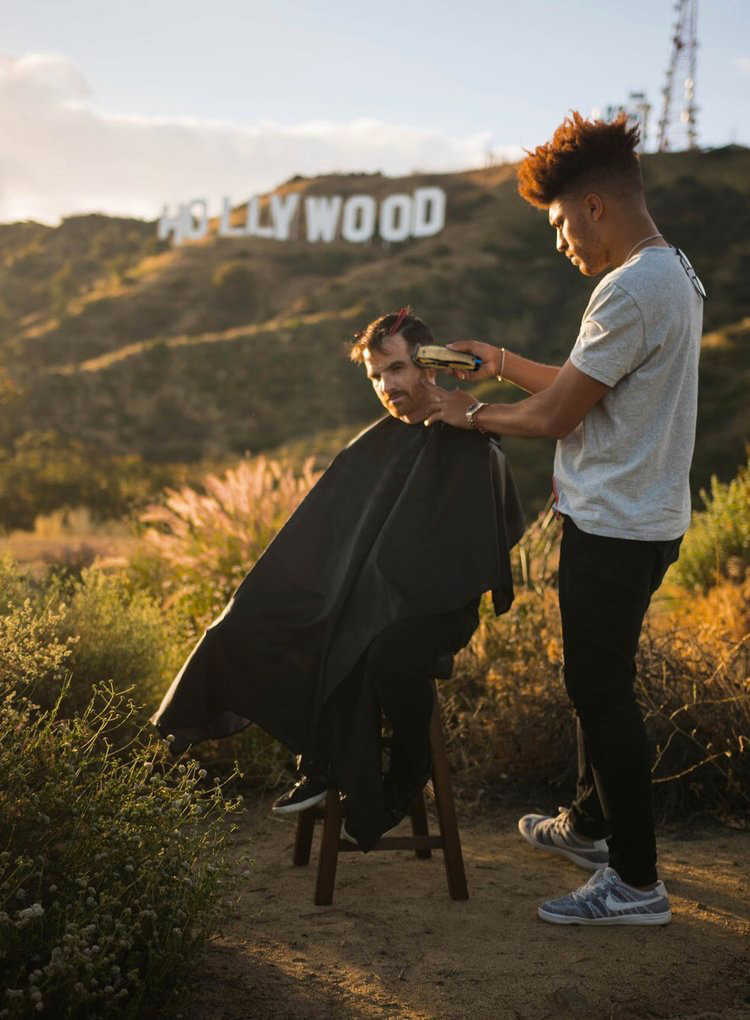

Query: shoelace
[551,808,573,836]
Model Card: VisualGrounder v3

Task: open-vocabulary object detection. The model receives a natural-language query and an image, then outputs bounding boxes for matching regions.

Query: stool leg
[429,680,468,900]
[293,806,317,866]
[314,790,342,906]
[409,791,432,860]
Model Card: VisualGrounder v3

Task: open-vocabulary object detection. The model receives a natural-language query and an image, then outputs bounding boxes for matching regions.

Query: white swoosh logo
[605,892,664,911]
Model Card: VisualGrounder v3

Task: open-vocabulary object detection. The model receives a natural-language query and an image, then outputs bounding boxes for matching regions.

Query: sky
[1,0,748,224]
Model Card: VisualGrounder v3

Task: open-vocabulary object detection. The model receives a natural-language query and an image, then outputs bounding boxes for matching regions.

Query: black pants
[559,516,682,887]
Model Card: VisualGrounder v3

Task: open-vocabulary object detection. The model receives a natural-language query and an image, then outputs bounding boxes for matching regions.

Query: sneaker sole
[271,790,327,815]
[538,906,672,926]
[518,821,606,872]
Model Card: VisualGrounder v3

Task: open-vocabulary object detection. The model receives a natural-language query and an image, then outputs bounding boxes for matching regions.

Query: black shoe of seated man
[271,776,328,815]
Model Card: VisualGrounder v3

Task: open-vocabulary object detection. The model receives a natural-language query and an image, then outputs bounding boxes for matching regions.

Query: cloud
[0,52,522,225]
[736,56,750,75]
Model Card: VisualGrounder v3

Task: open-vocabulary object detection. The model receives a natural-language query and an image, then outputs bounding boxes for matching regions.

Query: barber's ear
[584,192,604,222]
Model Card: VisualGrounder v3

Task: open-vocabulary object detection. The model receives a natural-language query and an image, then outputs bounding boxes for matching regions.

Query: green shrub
[0,599,243,1019]
[672,452,750,591]
[45,567,189,724]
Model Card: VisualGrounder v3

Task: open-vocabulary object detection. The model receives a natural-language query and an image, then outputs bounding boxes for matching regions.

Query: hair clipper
[412,344,482,372]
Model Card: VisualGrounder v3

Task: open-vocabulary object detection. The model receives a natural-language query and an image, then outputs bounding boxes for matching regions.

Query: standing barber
[423,112,704,925]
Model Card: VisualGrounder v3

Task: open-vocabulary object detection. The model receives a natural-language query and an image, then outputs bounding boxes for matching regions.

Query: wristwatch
[465,400,488,433]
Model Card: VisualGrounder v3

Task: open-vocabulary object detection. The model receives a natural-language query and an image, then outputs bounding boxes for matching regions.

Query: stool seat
[292,675,468,905]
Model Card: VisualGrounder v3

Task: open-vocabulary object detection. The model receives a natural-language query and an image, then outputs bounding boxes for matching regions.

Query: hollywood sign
[157,186,446,247]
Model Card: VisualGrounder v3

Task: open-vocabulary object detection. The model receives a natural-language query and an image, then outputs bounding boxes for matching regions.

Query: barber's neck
[607,207,668,270]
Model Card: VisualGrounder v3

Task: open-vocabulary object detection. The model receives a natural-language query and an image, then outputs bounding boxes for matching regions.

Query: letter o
[341,195,376,243]
[379,194,413,243]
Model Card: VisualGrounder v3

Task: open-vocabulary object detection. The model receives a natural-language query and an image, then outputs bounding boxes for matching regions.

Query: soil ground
[184,799,750,1020]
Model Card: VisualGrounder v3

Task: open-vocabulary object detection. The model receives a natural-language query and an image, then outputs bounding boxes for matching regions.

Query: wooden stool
[292,661,468,906]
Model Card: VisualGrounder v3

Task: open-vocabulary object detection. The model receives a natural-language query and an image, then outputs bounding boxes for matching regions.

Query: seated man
[150,308,525,849]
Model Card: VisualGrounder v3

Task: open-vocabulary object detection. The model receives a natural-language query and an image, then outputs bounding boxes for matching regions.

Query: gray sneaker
[518,808,609,871]
[538,866,672,926]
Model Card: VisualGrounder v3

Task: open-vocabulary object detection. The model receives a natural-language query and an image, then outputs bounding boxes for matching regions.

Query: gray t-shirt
[553,245,704,541]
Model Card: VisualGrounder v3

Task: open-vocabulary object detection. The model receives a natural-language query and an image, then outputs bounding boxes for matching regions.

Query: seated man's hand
[445,340,502,381]
[421,378,475,429]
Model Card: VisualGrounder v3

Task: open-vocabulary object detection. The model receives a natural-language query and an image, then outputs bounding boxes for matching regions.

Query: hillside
[0,146,748,523]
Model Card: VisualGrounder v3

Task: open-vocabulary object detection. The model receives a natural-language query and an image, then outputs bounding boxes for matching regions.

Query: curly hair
[517,111,643,209]
[349,308,434,364]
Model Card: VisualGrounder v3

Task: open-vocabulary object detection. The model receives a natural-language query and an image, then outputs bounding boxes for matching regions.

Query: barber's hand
[421,378,475,429]
[445,340,502,381]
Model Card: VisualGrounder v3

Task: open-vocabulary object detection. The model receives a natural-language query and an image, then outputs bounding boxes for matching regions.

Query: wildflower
[17,903,44,922]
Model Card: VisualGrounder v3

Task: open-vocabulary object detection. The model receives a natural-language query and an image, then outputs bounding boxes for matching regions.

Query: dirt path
[184,800,750,1020]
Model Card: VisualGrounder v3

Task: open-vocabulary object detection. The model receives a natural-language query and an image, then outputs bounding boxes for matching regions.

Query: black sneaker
[271,777,328,815]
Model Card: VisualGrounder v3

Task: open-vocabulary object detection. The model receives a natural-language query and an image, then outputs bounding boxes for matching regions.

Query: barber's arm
[421,360,610,440]
[445,340,561,394]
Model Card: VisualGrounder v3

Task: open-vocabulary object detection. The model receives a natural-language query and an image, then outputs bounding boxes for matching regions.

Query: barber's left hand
[421,378,475,428]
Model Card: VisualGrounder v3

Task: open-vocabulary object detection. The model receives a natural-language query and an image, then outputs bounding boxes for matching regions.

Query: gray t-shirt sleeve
[569,281,646,387]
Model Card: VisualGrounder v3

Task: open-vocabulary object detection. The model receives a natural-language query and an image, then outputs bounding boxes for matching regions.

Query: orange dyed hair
[517,111,643,209]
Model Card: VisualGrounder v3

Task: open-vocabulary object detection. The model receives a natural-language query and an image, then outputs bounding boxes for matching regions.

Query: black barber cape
[151,416,525,841]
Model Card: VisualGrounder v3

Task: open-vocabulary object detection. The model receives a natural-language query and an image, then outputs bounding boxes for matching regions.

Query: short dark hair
[516,111,643,209]
[349,309,433,364]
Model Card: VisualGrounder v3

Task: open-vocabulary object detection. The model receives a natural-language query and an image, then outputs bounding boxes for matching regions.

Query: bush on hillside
[0,597,243,1019]
[0,559,187,736]
[138,455,319,629]
[671,452,750,591]
[47,567,189,725]
[0,431,174,531]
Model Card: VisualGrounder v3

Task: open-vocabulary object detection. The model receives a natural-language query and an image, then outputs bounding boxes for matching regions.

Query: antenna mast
[657,0,700,151]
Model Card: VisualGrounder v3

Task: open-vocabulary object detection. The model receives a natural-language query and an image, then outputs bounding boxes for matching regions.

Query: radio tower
[657,0,700,151]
